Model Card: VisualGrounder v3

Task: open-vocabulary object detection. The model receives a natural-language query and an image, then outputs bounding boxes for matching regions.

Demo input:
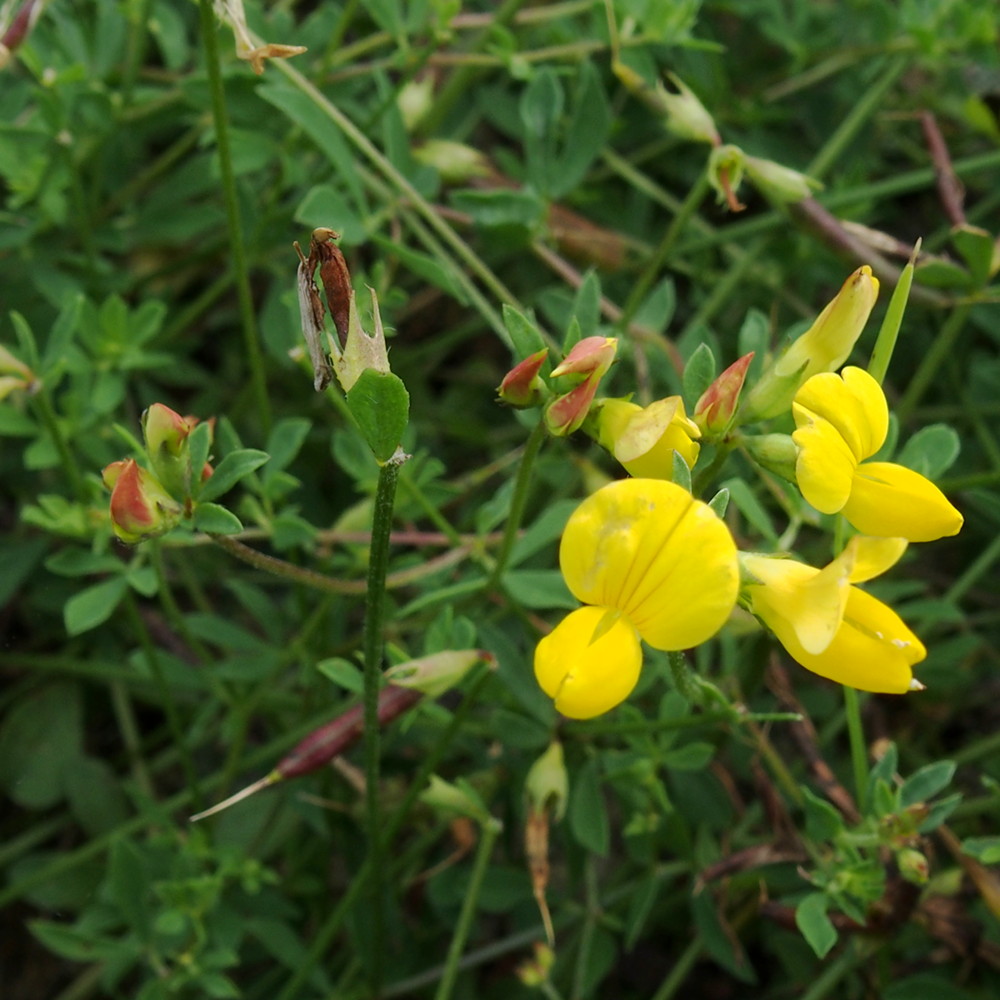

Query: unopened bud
[103,459,182,543]
[420,774,491,826]
[498,349,549,407]
[383,649,494,698]
[744,155,821,204]
[550,336,617,379]
[694,352,754,434]
[545,373,602,436]
[742,433,798,482]
[397,77,435,132]
[414,140,490,183]
[613,63,720,145]
[743,266,879,420]
[0,343,38,399]
[596,397,700,479]
[516,942,556,987]
[525,741,569,822]
[897,847,930,885]
[143,403,193,457]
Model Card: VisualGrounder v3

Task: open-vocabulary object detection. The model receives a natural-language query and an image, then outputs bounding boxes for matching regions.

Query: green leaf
[45,547,122,577]
[502,304,546,357]
[29,920,108,962]
[187,419,214,480]
[372,234,468,304]
[520,69,564,195]
[682,342,717,408]
[556,63,611,198]
[62,756,130,836]
[722,477,777,542]
[501,569,575,609]
[316,657,365,693]
[801,786,845,842]
[896,424,960,479]
[346,369,410,463]
[450,188,545,231]
[265,418,313,473]
[900,760,955,807]
[952,223,995,287]
[64,576,128,636]
[961,836,1000,864]
[571,270,602,340]
[569,757,609,856]
[707,487,730,518]
[662,741,715,771]
[198,448,269,502]
[193,503,243,534]
[795,892,837,958]
[0,683,83,809]
[918,792,961,833]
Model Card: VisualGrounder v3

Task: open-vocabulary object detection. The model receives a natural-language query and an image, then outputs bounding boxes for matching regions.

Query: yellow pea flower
[534,479,739,718]
[793,366,963,542]
[596,397,701,480]
[742,536,926,693]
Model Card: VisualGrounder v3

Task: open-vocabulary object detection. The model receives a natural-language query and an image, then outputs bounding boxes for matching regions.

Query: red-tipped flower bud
[142,403,194,457]
[498,348,549,407]
[545,372,602,436]
[694,352,754,434]
[103,459,182,544]
[550,336,617,379]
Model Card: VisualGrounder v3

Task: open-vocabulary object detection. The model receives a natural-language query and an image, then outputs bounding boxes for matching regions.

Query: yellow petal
[845,535,908,583]
[792,408,857,513]
[776,588,925,693]
[560,479,738,651]
[600,398,700,480]
[794,367,887,462]
[844,462,964,542]
[743,553,850,655]
[534,607,643,719]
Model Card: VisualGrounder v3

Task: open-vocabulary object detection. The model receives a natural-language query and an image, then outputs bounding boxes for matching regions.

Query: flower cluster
[512,265,964,717]
[102,404,211,543]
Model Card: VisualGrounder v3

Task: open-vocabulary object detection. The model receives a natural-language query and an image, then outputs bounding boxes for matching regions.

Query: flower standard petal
[843,462,964,541]
[559,479,739,651]
[534,607,642,719]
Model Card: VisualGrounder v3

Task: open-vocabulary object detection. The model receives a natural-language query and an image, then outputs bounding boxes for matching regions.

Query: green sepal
[346,369,410,463]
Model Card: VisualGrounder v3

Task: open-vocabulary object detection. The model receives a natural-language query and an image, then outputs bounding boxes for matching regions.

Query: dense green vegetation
[2,1,999,998]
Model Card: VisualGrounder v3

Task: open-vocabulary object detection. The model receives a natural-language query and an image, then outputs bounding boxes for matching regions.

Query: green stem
[649,934,702,1000]
[31,390,85,501]
[799,942,862,1000]
[198,0,271,434]
[123,593,203,811]
[618,172,711,335]
[807,57,908,179]
[432,818,502,1000]
[896,302,972,422]
[842,686,868,812]
[363,456,403,995]
[489,417,547,589]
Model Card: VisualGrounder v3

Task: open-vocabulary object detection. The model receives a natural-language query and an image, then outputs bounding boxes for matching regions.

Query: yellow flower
[742,536,926,693]
[596,397,701,480]
[793,366,963,542]
[534,479,739,718]
[535,607,642,719]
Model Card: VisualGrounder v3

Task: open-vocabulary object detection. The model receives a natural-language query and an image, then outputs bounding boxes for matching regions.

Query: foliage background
[1,0,999,998]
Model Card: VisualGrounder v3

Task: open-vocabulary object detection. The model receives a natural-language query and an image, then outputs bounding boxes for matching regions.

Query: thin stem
[649,934,702,1000]
[618,172,711,336]
[123,593,203,811]
[489,417,546,589]
[807,57,907,179]
[198,0,271,434]
[362,456,403,997]
[896,302,972,422]
[432,818,502,1000]
[842,686,869,812]
[31,389,85,501]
